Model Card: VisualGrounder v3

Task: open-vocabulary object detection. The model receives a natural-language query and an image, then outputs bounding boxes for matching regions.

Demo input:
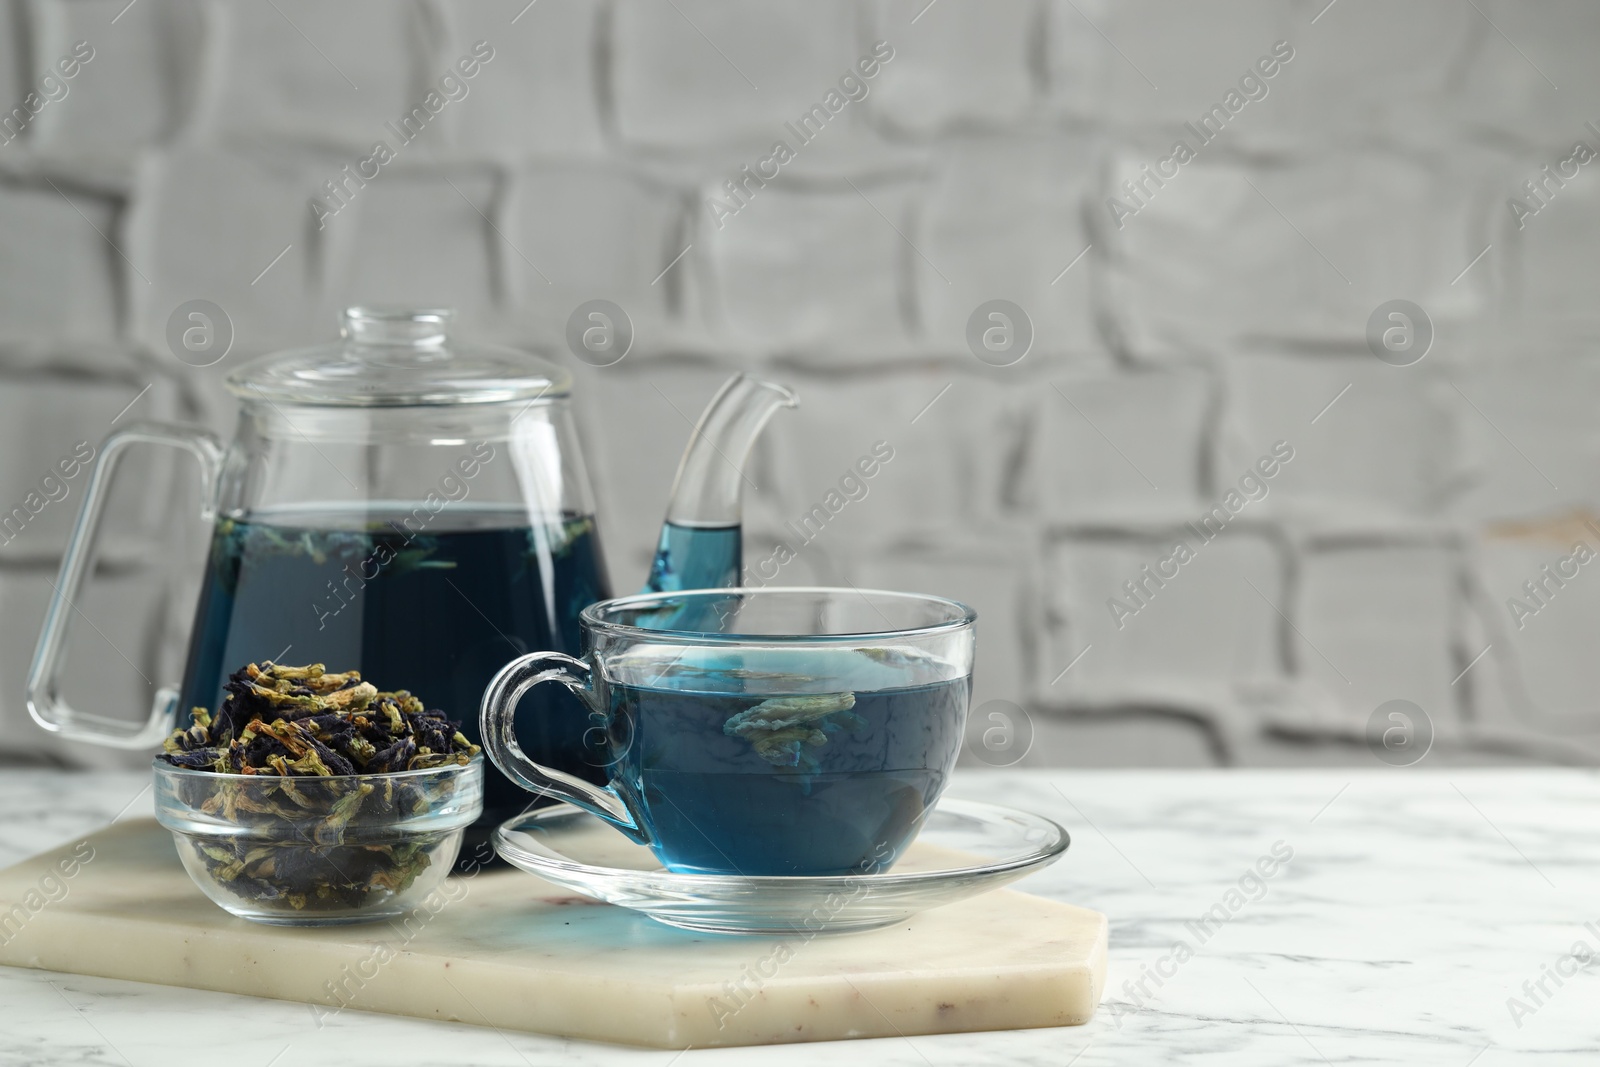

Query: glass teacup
[480,587,976,877]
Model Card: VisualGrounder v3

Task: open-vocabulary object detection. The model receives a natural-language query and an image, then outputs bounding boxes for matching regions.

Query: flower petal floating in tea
[723,692,865,771]
[158,661,480,912]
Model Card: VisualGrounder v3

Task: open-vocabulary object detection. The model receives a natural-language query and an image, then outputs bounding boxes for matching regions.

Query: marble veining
[3,769,1597,1065]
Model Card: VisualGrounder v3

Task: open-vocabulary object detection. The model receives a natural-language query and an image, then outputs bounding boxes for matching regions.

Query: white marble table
[2,768,1596,1065]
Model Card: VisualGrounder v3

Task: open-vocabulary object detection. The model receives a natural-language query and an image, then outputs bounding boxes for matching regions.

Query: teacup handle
[480,652,648,844]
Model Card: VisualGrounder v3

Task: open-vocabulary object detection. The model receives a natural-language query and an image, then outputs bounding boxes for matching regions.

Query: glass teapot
[28,306,795,825]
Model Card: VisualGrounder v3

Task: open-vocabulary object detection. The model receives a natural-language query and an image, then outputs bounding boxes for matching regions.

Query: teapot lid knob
[341,306,454,347]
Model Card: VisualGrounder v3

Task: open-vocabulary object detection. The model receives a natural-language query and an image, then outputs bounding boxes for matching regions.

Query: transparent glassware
[480,587,979,878]
[494,798,1069,936]
[29,305,793,844]
[154,757,483,926]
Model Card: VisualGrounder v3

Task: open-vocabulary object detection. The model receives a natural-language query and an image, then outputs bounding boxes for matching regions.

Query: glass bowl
[153,757,483,926]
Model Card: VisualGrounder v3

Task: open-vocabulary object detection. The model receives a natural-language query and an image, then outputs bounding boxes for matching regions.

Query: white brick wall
[1,0,1595,768]
[612,0,858,147]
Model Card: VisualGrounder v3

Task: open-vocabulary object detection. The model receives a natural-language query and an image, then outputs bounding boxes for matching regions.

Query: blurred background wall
[2,0,1597,769]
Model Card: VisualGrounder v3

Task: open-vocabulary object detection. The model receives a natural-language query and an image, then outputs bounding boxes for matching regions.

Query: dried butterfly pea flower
[723,691,865,771]
[161,661,477,775]
[158,661,480,913]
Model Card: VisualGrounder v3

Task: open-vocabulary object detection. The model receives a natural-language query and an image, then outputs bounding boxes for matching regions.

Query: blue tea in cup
[480,587,975,877]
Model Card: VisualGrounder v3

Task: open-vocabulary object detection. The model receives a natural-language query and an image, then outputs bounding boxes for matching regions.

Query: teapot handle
[27,422,225,749]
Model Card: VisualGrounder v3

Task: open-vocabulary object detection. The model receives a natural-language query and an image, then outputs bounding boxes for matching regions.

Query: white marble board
[0,818,1106,1049]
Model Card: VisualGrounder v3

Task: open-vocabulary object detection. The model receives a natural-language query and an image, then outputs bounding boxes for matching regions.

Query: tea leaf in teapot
[214,521,457,588]
[549,515,596,559]
[389,545,456,574]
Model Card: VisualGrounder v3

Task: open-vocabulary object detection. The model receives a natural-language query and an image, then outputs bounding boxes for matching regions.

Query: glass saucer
[493,798,1069,935]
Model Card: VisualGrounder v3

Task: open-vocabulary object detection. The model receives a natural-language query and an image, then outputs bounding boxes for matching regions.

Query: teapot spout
[644,374,798,593]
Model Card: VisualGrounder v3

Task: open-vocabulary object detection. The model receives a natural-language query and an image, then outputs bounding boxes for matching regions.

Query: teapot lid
[225,307,571,407]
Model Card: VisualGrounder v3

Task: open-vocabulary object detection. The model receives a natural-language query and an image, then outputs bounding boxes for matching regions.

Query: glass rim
[227,379,571,409]
[152,753,484,784]
[579,586,978,643]
[233,389,570,410]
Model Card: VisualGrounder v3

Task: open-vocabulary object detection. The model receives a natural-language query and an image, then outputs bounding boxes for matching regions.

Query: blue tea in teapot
[178,506,612,790]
